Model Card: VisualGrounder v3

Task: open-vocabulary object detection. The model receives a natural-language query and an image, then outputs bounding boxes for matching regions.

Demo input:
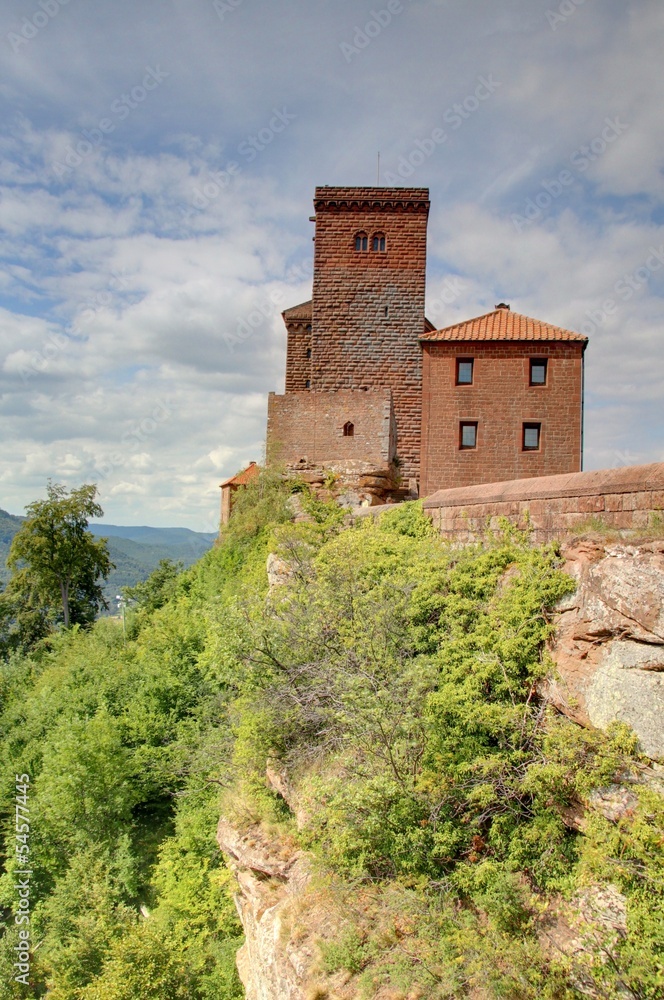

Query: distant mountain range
[0,509,217,611]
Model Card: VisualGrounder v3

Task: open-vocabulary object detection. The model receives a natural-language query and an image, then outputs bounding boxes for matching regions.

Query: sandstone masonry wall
[266,387,395,470]
[420,340,585,496]
[284,320,312,393]
[308,187,429,481]
[421,462,664,542]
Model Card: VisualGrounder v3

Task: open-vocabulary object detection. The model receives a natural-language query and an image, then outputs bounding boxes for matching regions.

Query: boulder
[545,540,664,760]
[267,552,295,589]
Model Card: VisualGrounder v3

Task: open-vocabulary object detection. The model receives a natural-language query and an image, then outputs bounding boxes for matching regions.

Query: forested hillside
[0,508,216,607]
[0,473,662,998]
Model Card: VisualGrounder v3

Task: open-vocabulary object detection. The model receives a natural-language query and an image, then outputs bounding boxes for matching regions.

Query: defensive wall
[420,462,664,542]
[266,387,395,470]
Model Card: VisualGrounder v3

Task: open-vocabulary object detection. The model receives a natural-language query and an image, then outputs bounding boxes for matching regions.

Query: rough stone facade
[421,462,664,542]
[267,387,395,470]
[421,339,585,495]
[271,187,430,483]
[268,188,588,498]
[309,187,429,481]
[282,299,312,393]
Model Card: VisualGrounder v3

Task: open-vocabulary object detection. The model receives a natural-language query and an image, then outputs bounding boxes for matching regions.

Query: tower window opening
[530,358,548,385]
[343,421,354,437]
[456,358,474,385]
[459,421,478,449]
[306,348,312,359]
[523,422,541,451]
[372,232,386,252]
[355,232,368,252]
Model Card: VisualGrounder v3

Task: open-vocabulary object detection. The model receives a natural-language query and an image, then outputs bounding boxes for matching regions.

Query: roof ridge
[421,307,587,343]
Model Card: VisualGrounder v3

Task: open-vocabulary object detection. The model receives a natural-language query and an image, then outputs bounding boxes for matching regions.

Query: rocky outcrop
[216,817,317,1000]
[286,464,410,509]
[539,884,630,998]
[266,552,295,590]
[217,770,349,1000]
[545,539,664,760]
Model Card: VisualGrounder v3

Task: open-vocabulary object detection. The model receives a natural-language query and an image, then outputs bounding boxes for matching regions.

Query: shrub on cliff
[223,505,664,999]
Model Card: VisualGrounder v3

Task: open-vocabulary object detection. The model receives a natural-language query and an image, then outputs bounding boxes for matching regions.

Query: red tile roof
[421,308,588,343]
[220,462,260,489]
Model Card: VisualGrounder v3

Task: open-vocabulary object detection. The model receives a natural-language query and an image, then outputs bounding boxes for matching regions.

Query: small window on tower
[456,358,474,385]
[523,423,541,450]
[306,348,311,359]
[343,421,354,437]
[530,359,548,385]
[305,379,311,389]
[355,232,368,252]
[372,232,386,252]
[459,422,478,449]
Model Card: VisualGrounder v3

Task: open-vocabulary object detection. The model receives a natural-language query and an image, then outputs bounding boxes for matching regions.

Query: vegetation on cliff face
[0,471,662,998]
[220,479,663,999]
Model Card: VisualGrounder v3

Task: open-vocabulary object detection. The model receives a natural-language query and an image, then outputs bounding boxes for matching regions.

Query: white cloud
[0,0,661,526]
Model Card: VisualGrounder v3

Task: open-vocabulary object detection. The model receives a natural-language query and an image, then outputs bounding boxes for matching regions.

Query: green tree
[6,482,113,631]
[123,558,182,616]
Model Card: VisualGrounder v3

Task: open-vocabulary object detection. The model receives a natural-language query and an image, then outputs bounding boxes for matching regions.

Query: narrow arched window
[343,421,354,437]
[372,232,386,252]
[355,232,368,252]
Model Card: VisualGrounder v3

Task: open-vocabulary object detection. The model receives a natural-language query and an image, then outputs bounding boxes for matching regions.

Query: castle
[265,186,588,504]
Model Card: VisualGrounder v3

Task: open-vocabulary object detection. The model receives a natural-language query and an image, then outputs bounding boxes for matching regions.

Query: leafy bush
[1,484,661,998]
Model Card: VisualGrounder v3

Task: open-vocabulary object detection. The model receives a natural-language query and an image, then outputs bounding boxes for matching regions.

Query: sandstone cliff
[545,538,664,761]
[219,537,664,999]
[216,787,352,1000]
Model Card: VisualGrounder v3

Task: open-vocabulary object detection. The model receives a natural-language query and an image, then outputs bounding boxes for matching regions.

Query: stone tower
[274,187,430,484]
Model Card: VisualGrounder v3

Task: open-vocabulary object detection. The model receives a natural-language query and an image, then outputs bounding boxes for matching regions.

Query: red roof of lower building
[421,307,588,343]
[220,462,260,489]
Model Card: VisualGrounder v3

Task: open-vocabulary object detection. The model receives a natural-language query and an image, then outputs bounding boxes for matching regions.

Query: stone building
[220,461,260,525]
[266,186,587,498]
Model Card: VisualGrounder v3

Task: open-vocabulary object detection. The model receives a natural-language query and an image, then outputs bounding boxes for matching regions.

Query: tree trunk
[60,579,70,628]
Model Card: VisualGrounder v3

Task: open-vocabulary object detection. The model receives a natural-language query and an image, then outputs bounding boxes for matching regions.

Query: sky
[0,0,662,530]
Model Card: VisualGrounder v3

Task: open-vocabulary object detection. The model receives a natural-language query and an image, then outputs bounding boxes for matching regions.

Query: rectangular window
[530,358,548,385]
[523,422,541,450]
[456,358,474,385]
[460,421,478,449]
